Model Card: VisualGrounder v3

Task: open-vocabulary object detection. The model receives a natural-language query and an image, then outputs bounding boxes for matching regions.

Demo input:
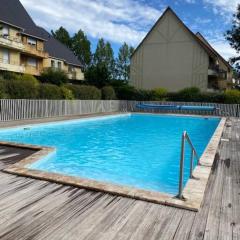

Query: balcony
[0,35,24,51]
[23,65,41,76]
[0,58,25,73]
[208,64,227,79]
[23,44,48,58]
[67,71,77,80]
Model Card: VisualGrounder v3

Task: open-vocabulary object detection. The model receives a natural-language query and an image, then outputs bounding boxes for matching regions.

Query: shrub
[0,71,19,80]
[6,75,39,99]
[64,84,101,99]
[102,86,116,100]
[168,87,201,102]
[151,88,168,101]
[224,90,240,104]
[40,68,68,85]
[114,85,138,100]
[0,79,8,98]
[38,84,62,99]
[60,86,75,100]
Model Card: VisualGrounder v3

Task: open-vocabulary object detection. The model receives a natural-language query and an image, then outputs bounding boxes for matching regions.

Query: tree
[225,4,240,72]
[116,42,134,81]
[85,64,111,88]
[93,39,115,78]
[51,27,72,49]
[71,30,92,71]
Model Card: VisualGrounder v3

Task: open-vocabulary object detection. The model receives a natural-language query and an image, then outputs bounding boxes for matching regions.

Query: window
[51,60,55,68]
[27,37,37,46]
[57,61,62,69]
[2,49,9,64]
[2,26,9,37]
[68,66,74,72]
[27,57,37,67]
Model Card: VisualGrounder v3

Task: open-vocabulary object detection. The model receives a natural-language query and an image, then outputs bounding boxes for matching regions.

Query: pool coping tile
[1,113,226,212]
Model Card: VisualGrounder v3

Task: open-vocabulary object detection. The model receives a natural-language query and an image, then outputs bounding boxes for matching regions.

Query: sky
[19,0,239,60]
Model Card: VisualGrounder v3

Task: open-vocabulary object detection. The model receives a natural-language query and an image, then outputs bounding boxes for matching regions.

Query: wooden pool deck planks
[0,118,239,240]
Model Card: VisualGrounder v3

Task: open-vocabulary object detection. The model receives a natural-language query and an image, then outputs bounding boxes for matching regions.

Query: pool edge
[2,114,226,212]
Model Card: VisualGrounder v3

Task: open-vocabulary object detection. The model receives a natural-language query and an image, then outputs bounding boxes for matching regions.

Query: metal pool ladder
[177,131,199,200]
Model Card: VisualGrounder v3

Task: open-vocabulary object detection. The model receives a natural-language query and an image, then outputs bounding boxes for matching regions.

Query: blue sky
[20,0,239,60]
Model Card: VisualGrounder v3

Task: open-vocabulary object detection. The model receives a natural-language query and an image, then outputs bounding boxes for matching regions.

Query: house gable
[130,7,209,91]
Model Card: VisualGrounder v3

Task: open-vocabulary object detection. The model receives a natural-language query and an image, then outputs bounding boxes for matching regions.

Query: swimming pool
[0,114,220,195]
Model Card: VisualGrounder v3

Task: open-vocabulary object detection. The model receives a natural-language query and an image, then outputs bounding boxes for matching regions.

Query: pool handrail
[177,131,199,200]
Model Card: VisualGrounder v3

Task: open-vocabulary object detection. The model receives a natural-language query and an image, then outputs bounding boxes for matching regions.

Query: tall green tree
[93,38,107,66]
[51,27,72,49]
[93,39,115,78]
[71,30,92,71]
[225,4,240,72]
[116,42,134,81]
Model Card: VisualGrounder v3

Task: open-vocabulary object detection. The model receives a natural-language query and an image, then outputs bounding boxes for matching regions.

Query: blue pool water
[0,114,220,195]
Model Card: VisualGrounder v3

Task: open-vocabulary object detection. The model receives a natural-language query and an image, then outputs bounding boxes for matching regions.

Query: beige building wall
[43,57,84,80]
[130,10,209,92]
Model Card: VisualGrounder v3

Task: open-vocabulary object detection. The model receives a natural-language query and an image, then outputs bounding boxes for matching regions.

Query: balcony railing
[23,65,41,76]
[23,44,48,58]
[0,35,24,50]
[0,57,25,73]
[208,64,227,80]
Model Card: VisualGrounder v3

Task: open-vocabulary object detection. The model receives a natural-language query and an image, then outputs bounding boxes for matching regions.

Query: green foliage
[225,4,240,71]
[114,85,138,100]
[224,90,240,103]
[0,71,19,80]
[85,64,111,88]
[60,86,75,100]
[64,84,101,99]
[40,68,68,86]
[102,86,116,100]
[51,27,72,48]
[93,38,115,79]
[151,88,168,100]
[169,87,201,102]
[71,30,92,70]
[116,42,134,81]
[39,84,63,99]
[6,76,39,99]
[0,79,8,98]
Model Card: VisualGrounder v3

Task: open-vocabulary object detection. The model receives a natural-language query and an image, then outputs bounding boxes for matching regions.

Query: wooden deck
[0,118,239,240]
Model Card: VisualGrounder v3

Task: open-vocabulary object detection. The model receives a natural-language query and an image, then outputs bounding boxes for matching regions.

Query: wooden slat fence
[0,99,239,122]
[0,100,125,121]
[126,101,240,117]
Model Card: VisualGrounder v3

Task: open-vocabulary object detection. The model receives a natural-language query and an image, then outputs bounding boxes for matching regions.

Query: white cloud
[203,0,239,22]
[210,40,237,61]
[185,0,196,4]
[20,0,164,46]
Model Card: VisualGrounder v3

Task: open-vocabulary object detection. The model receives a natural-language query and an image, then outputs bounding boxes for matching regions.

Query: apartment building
[0,0,84,81]
[130,7,232,92]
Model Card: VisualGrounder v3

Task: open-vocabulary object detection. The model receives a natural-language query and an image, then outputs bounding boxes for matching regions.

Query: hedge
[38,84,63,99]
[64,84,101,100]
[102,86,116,100]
